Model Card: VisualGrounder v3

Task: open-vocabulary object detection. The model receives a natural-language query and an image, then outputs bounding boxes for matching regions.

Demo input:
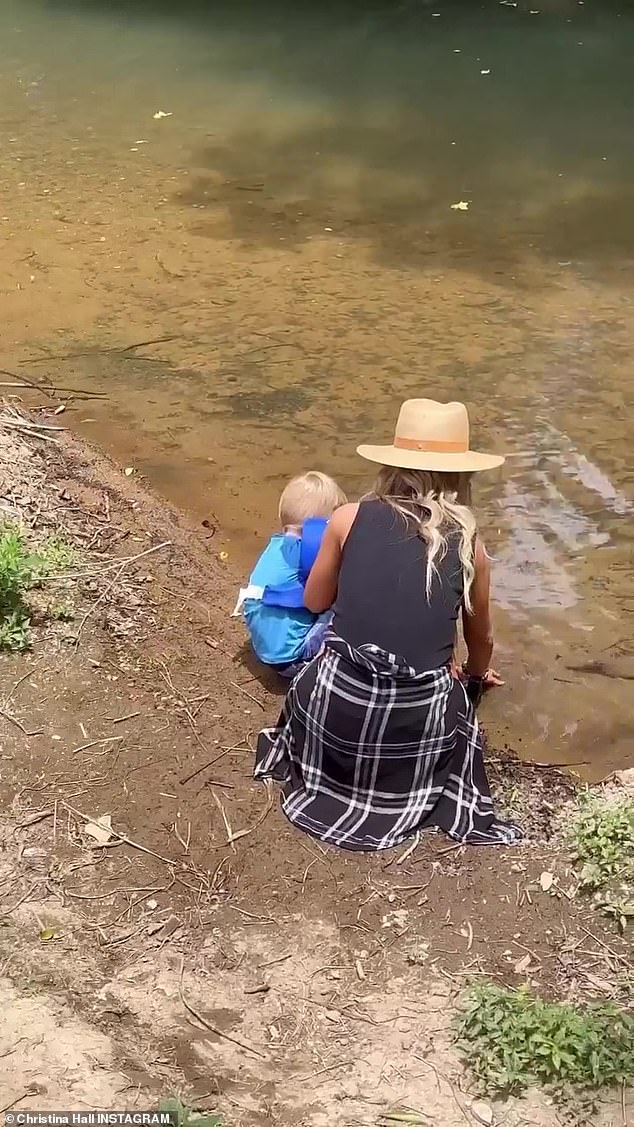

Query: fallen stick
[108,711,141,725]
[396,831,420,866]
[60,801,181,867]
[1,366,108,397]
[292,1059,355,1084]
[231,681,265,710]
[71,736,123,756]
[0,414,64,432]
[580,925,631,967]
[178,957,267,1059]
[179,742,249,785]
[73,541,171,643]
[0,707,43,738]
[1,881,41,920]
[0,423,61,444]
[40,540,173,582]
[0,1089,38,1116]
[210,789,235,851]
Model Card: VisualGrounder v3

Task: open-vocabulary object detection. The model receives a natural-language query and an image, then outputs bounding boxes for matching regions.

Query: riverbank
[0,410,631,1126]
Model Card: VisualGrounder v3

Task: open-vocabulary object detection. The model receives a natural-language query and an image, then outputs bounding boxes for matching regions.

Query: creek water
[1,0,632,776]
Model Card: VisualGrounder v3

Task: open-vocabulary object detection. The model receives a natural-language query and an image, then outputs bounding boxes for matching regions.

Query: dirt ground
[0,414,631,1127]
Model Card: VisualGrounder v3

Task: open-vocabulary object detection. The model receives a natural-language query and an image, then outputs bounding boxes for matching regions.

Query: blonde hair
[373,467,477,611]
[279,471,347,528]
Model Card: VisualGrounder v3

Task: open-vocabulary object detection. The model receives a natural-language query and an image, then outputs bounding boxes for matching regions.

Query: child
[234,472,347,674]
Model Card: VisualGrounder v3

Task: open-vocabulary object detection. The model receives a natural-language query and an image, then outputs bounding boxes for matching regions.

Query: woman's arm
[303,504,356,613]
[461,537,494,678]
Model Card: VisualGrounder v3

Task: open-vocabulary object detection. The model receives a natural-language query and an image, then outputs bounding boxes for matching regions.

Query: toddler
[234,472,346,673]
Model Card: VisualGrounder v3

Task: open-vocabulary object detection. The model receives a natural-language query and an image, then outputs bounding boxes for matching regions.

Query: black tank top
[332,499,464,671]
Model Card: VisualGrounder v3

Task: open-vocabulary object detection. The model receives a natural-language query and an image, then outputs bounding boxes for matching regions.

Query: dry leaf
[147,919,167,937]
[39,927,58,942]
[513,953,532,974]
[84,814,113,845]
[583,972,614,994]
[124,466,135,477]
[471,1101,494,1126]
[153,110,173,119]
[450,201,470,211]
[539,871,554,892]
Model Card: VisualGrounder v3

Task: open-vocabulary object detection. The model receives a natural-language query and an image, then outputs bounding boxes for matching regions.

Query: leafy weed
[567,791,634,930]
[159,1096,221,1127]
[456,983,634,1096]
[567,791,633,890]
[0,607,31,651]
[0,525,34,650]
[48,600,76,622]
[0,524,77,650]
[31,533,77,580]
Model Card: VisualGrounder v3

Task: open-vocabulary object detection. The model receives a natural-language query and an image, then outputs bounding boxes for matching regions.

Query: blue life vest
[238,519,328,666]
[261,517,327,609]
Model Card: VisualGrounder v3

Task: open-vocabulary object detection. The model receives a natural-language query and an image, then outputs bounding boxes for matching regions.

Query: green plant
[31,534,77,579]
[566,791,633,929]
[456,983,634,1096]
[0,525,78,650]
[0,525,32,600]
[0,607,31,651]
[49,600,76,622]
[159,1097,221,1127]
[599,896,634,935]
[0,525,34,650]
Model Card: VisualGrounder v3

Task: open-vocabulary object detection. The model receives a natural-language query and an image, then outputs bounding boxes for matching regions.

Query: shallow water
[1,0,632,776]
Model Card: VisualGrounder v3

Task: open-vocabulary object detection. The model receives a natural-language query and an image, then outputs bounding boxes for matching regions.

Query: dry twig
[61,801,181,867]
[0,707,43,738]
[230,680,265,710]
[178,957,267,1059]
[73,541,171,643]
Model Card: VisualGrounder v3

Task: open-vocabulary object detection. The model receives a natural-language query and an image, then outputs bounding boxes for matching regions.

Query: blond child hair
[279,471,347,529]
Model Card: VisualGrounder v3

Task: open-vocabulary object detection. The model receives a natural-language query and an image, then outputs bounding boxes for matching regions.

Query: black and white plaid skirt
[255,633,521,851]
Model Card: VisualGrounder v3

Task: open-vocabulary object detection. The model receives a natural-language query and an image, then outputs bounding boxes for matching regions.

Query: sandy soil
[0,414,631,1127]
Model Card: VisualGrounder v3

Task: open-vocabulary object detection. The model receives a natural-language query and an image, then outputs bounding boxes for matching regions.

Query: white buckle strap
[231,584,265,617]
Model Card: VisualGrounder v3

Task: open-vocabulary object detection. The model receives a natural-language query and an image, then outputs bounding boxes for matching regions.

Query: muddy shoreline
[0,413,631,1125]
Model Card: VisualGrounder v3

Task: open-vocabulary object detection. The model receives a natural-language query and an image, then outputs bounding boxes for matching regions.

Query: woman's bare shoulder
[331,502,360,542]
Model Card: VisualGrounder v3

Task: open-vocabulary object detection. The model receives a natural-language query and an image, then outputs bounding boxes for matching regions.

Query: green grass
[48,600,76,622]
[0,525,34,650]
[159,1097,221,1127]
[567,791,634,890]
[456,983,634,1097]
[567,791,634,931]
[0,523,77,651]
[31,533,77,579]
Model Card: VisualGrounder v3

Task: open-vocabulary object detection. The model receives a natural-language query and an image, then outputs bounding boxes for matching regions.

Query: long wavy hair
[372,467,477,610]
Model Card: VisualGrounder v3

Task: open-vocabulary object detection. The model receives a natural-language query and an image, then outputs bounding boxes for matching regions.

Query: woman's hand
[458,665,505,691]
[483,668,505,690]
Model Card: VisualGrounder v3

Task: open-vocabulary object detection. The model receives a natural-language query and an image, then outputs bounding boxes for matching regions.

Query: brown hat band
[394,436,467,453]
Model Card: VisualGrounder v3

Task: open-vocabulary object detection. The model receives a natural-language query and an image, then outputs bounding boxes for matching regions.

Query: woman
[255,399,520,851]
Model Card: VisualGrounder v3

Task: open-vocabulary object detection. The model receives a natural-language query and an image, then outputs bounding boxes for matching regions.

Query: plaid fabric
[255,632,521,851]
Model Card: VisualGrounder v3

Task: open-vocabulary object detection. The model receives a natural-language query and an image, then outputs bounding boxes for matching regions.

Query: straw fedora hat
[357,399,504,473]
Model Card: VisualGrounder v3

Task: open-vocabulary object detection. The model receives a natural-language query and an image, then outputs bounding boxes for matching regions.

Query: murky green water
[1,0,632,774]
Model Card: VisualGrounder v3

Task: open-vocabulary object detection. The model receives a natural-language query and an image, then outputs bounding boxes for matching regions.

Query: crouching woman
[255,399,521,851]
